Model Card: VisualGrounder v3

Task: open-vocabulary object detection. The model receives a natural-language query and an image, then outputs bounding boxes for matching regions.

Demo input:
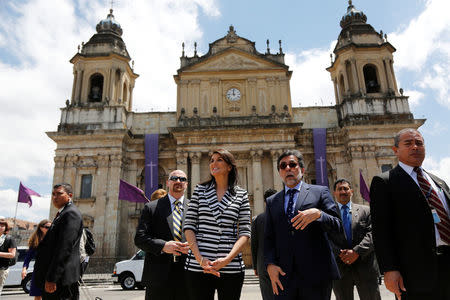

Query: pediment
[185,50,282,72]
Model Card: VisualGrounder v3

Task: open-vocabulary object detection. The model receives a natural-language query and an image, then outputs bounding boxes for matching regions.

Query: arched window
[363,64,380,93]
[88,73,104,102]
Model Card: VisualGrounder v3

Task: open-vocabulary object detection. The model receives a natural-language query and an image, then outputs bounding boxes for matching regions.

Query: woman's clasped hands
[200,256,230,277]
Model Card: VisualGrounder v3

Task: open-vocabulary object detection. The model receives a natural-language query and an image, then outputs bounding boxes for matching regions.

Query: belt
[436,245,450,255]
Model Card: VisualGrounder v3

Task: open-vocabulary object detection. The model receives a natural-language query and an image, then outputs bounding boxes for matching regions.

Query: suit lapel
[350,204,360,244]
[204,183,222,224]
[427,172,450,208]
[395,165,423,197]
[295,182,310,211]
[161,196,174,237]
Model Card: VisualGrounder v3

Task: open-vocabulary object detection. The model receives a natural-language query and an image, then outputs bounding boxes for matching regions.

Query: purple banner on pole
[18,182,40,207]
[119,179,148,203]
[359,169,371,202]
[144,134,159,199]
[312,128,329,187]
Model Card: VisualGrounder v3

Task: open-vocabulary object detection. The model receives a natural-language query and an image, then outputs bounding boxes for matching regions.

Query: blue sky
[0,0,449,222]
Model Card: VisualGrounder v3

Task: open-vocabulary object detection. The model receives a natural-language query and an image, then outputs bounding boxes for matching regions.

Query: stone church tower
[47,2,424,271]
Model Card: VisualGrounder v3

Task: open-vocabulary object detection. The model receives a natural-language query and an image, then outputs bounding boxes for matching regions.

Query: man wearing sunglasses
[264,150,342,300]
[135,170,190,300]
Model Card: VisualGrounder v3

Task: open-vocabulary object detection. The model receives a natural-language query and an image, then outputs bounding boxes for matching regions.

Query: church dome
[96,9,123,36]
[340,0,367,28]
[80,9,130,59]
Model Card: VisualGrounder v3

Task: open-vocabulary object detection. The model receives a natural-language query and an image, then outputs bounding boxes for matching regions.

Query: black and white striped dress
[183,182,251,274]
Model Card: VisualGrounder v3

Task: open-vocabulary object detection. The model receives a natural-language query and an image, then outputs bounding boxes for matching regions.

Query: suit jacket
[251,212,268,277]
[264,182,342,284]
[134,195,189,283]
[328,202,379,279]
[34,202,83,288]
[183,183,251,273]
[370,164,450,293]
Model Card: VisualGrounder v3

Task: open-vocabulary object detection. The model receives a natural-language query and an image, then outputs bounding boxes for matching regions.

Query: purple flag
[145,134,159,199]
[119,179,148,203]
[359,169,371,202]
[312,128,329,187]
[18,182,41,207]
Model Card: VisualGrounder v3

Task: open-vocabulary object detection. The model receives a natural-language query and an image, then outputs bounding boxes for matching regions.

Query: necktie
[286,189,297,222]
[55,211,60,219]
[342,204,352,247]
[414,167,450,244]
[173,200,183,242]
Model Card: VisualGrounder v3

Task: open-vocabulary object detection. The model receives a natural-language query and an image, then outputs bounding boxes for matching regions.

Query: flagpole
[12,198,19,234]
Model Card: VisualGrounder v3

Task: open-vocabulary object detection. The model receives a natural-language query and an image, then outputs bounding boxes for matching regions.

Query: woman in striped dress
[184,149,251,300]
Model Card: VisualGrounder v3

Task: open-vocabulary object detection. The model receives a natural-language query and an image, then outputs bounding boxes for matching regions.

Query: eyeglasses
[0,223,6,227]
[169,176,187,182]
[41,225,51,229]
[279,162,298,170]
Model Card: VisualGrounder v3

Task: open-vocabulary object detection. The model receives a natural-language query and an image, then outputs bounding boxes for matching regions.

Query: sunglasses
[279,162,298,170]
[41,225,51,229]
[169,176,187,182]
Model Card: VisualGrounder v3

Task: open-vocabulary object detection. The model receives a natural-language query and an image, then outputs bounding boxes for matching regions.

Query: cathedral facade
[47,3,424,270]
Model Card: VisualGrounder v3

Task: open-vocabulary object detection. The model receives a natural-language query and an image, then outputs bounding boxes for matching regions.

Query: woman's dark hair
[0,218,11,234]
[203,149,238,194]
[28,219,51,249]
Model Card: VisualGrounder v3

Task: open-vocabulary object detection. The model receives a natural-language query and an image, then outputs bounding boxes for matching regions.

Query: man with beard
[264,150,342,300]
[135,170,190,300]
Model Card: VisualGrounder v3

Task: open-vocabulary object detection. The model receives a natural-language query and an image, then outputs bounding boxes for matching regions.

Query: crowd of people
[0,127,449,300]
[135,128,450,300]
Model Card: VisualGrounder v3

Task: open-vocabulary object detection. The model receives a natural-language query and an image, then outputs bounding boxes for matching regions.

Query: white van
[112,250,145,290]
[4,246,34,293]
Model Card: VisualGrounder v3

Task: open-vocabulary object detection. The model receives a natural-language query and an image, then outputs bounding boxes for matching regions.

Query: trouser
[275,273,332,300]
[399,251,450,300]
[42,282,79,300]
[332,268,381,300]
[185,270,244,300]
[145,260,187,300]
[258,271,274,300]
[0,268,9,295]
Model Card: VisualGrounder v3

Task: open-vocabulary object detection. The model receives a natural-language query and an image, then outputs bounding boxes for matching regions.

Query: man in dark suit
[135,170,190,300]
[328,179,381,300]
[251,188,277,300]
[264,150,342,300]
[34,183,83,300]
[370,128,450,300]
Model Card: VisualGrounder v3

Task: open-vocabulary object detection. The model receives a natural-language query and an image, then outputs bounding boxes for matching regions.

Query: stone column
[103,154,122,258]
[341,63,350,95]
[250,150,264,215]
[189,152,202,190]
[71,70,77,103]
[176,150,188,171]
[109,67,116,103]
[270,150,283,191]
[95,154,110,258]
[74,69,83,103]
[350,59,361,94]
[333,78,339,104]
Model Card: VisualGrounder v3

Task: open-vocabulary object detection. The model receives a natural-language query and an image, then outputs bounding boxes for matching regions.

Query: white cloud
[390,0,450,71]
[285,41,336,107]
[0,0,219,182]
[389,0,450,108]
[404,89,425,108]
[419,63,450,107]
[423,156,450,185]
[0,189,51,223]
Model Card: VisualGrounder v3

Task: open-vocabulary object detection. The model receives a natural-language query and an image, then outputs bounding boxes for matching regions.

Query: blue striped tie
[173,200,183,241]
